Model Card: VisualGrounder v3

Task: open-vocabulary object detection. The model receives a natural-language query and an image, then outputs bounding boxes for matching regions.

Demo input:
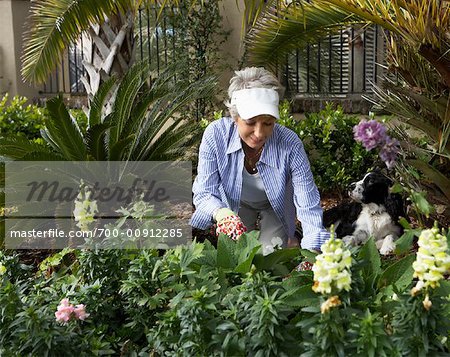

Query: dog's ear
[386,192,406,220]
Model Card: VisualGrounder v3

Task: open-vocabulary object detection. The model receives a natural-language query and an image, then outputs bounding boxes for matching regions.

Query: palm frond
[368,80,448,153]
[88,75,118,127]
[406,159,450,201]
[20,152,66,161]
[45,95,87,160]
[0,136,54,160]
[109,135,135,161]
[85,123,111,160]
[21,0,135,84]
[145,120,201,161]
[245,2,362,69]
[133,75,216,160]
[109,61,149,146]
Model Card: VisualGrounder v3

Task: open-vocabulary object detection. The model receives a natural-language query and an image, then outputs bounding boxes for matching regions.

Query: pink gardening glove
[215,208,247,241]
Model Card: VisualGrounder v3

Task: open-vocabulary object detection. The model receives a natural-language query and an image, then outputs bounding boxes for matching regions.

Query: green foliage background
[278,102,380,193]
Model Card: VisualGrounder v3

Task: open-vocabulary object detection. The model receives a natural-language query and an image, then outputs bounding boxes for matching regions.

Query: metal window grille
[39,5,181,95]
[283,25,386,97]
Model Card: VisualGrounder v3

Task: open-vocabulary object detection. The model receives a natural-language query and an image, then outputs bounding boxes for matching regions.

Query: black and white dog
[323,172,405,255]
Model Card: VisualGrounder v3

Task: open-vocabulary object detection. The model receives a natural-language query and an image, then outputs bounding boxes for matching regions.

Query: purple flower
[353,120,387,150]
[379,137,400,169]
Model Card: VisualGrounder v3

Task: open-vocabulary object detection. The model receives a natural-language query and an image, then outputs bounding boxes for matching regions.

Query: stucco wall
[0,0,39,99]
[218,0,245,93]
[0,0,14,95]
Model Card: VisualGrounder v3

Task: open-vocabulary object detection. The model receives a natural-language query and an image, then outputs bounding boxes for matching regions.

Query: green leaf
[0,136,52,160]
[246,1,363,70]
[378,254,416,291]
[299,249,318,262]
[358,238,381,278]
[407,160,450,202]
[45,95,86,160]
[110,62,149,146]
[88,75,117,127]
[281,284,318,307]
[398,217,411,230]
[85,123,111,160]
[108,135,135,161]
[435,280,450,297]
[235,245,261,274]
[253,248,300,272]
[234,232,262,273]
[394,229,420,255]
[217,234,238,269]
[408,190,435,217]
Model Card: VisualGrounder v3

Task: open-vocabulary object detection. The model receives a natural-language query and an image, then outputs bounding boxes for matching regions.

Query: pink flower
[55,298,89,323]
[353,119,401,169]
[55,299,74,323]
[73,304,90,321]
[59,298,71,307]
[379,137,400,169]
[353,120,387,150]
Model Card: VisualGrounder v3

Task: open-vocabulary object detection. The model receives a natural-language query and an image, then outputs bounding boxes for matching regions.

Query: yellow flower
[0,263,6,276]
[312,238,352,295]
[320,295,342,314]
[412,227,450,290]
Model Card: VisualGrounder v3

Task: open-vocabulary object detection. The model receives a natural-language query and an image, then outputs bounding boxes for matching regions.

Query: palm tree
[3,61,214,161]
[242,0,450,203]
[21,0,179,99]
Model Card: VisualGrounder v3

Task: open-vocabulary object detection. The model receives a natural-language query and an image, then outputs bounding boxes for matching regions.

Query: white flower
[262,237,284,256]
[412,227,450,289]
[73,184,98,231]
[312,238,352,295]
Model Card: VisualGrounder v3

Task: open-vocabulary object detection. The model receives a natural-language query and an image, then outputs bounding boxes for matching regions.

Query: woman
[191,67,329,253]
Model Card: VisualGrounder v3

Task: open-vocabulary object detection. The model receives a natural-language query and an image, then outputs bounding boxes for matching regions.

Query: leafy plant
[0,94,47,141]
[279,102,380,193]
[1,229,450,355]
[0,62,215,162]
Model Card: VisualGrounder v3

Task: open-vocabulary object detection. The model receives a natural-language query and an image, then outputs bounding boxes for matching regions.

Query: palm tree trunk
[81,11,136,100]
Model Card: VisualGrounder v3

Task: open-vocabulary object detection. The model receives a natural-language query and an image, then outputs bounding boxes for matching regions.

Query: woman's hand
[215,208,247,240]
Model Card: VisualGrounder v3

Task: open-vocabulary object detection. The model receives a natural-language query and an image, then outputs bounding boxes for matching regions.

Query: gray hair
[225,67,284,119]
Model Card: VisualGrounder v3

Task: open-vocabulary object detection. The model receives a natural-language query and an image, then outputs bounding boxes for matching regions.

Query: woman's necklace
[243,145,264,173]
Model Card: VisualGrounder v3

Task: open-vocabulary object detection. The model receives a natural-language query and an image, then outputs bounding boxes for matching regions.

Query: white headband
[230,88,280,120]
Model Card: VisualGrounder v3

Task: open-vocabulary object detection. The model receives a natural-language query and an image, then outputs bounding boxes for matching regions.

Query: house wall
[0,0,39,99]
[218,0,245,92]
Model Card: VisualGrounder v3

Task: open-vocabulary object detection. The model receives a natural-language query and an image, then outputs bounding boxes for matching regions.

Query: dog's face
[348,172,392,204]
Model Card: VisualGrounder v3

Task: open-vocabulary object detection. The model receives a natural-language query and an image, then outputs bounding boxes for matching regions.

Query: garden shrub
[0,94,88,140]
[278,102,380,194]
[0,94,47,140]
[1,227,450,356]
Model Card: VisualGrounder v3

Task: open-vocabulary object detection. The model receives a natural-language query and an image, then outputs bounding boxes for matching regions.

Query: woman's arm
[290,139,330,250]
[191,125,227,229]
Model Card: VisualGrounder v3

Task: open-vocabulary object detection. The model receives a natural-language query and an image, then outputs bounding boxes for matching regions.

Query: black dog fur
[323,171,405,254]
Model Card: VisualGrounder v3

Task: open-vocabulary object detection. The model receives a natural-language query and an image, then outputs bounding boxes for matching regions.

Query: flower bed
[1,227,449,355]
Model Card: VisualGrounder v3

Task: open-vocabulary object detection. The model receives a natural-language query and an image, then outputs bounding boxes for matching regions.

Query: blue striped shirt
[191,117,330,250]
